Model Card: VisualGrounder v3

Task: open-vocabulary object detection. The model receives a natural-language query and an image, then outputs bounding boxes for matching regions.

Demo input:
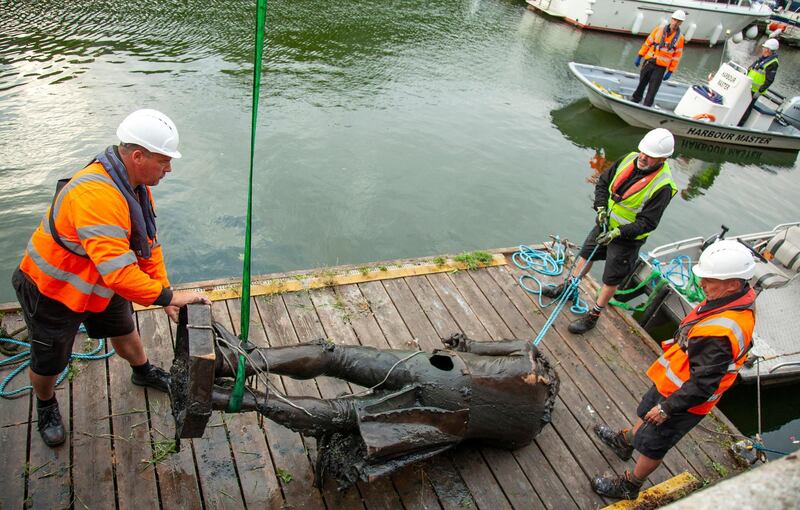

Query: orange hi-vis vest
[19,161,170,313]
[646,288,756,415]
[639,25,684,73]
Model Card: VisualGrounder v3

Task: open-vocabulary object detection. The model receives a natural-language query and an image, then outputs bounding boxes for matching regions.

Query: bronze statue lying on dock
[170,305,559,488]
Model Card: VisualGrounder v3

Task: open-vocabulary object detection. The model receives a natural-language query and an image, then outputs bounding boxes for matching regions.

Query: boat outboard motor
[776,96,800,130]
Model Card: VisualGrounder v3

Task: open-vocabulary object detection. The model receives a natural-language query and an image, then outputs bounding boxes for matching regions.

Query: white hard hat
[692,240,756,281]
[671,10,687,21]
[762,38,779,51]
[638,128,675,158]
[117,109,182,159]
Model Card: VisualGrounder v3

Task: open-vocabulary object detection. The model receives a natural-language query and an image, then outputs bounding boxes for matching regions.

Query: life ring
[692,113,716,123]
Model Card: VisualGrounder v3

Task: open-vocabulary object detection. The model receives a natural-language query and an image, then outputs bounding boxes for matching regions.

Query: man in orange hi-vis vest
[631,10,686,107]
[12,109,210,447]
[590,240,756,500]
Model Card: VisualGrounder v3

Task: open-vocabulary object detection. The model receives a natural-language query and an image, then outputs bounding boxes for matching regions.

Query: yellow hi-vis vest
[607,152,677,240]
[748,56,779,93]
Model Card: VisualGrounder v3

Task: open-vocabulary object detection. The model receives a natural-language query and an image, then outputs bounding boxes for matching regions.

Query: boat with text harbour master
[568,61,800,150]
[620,223,800,385]
[527,0,771,45]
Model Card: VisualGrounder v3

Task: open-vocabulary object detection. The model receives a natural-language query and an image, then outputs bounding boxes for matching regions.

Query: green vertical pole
[229,0,268,413]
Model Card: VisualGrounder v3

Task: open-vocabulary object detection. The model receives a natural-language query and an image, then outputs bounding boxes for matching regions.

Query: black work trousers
[632,60,667,107]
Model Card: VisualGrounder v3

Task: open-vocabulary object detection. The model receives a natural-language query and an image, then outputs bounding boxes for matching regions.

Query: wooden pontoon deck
[0,247,746,509]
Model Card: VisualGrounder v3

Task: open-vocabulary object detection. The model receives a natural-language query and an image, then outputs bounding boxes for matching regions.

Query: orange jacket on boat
[639,25,684,73]
[19,161,170,313]
[646,289,755,415]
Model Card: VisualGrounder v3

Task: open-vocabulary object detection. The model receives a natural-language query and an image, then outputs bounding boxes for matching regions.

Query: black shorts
[12,268,135,376]
[632,385,704,460]
[578,226,644,286]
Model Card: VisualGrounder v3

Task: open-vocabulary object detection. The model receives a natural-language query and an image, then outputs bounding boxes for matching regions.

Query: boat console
[675,62,753,126]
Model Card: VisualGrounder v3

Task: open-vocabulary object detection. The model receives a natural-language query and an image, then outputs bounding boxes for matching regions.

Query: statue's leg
[216,341,418,390]
[211,384,359,437]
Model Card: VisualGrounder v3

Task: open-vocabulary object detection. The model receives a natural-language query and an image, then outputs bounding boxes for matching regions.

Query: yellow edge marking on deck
[601,472,700,509]
[133,254,507,311]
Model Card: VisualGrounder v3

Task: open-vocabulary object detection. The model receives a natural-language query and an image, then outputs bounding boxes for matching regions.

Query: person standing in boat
[590,240,756,500]
[541,128,677,335]
[631,10,686,107]
[12,109,210,448]
[738,38,780,127]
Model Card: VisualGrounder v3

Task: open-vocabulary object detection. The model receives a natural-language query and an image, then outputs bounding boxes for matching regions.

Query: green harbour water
[1,0,798,460]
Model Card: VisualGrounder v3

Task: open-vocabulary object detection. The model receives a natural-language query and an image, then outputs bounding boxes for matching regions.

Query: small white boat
[527,0,771,45]
[623,223,800,385]
[768,0,800,47]
[568,61,800,150]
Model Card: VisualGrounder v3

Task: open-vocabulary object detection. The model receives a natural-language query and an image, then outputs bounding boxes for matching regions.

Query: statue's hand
[443,333,467,351]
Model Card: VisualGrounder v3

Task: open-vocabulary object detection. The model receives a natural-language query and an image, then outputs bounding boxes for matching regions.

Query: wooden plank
[0,311,32,427]
[71,330,114,509]
[219,299,300,509]
[512,441,579,510]
[107,327,159,510]
[0,423,28,510]
[251,293,346,508]
[440,270,605,508]
[27,378,71,509]
[136,309,204,510]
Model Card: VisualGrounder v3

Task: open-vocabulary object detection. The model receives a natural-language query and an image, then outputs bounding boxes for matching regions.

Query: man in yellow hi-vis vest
[632,10,686,107]
[542,129,677,334]
[590,240,756,500]
[738,38,780,126]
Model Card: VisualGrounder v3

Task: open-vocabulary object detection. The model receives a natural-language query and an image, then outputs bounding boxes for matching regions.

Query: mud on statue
[170,305,559,488]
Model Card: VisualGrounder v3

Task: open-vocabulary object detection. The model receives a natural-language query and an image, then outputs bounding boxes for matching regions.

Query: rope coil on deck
[0,333,115,398]
[513,237,600,346]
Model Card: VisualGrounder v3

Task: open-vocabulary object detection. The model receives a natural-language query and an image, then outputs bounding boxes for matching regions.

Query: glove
[595,207,609,228]
[664,71,672,81]
[596,228,621,246]
[634,55,642,67]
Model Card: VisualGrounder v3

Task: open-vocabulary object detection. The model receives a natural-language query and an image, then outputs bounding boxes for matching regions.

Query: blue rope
[752,444,790,456]
[651,255,692,287]
[1,335,115,398]
[513,237,601,346]
[513,238,592,315]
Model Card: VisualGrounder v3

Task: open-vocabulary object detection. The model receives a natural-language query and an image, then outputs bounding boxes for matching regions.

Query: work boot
[131,364,171,393]
[568,311,600,334]
[37,401,66,447]
[593,424,633,460]
[591,471,642,500]
[541,282,565,299]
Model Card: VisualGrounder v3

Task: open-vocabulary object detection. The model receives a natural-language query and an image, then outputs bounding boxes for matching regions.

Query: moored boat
[527,0,771,45]
[767,0,800,47]
[568,61,800,150]
[621,222,800,385]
